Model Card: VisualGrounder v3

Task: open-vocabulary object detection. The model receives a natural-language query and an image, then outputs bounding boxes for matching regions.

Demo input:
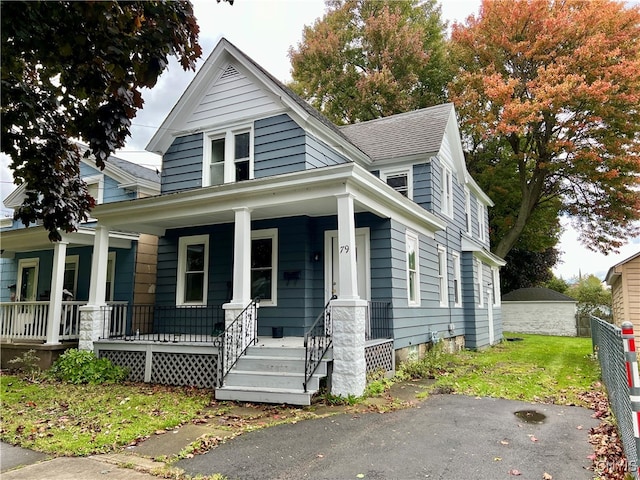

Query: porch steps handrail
[303,295,336,392]
[219,297,260,384]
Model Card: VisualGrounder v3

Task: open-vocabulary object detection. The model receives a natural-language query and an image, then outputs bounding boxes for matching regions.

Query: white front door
[324,228,370,302]
[17,259,39,301]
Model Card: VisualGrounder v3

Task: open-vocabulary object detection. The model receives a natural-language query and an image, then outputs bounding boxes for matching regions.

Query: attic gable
[185,59,283,132]
[146,38,369,164]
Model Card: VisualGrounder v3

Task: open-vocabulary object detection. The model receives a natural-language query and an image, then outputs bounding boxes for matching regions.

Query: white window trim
[441,166,453,218]
[64,255,80,298]
[438,246,448,307]
[381,167,413,200]
[17,258,39,301]
[492,267,501,306]
[84,174,104,204]
[176,234,209,306]
[476,258,484,307]
[478,203,487,242]
[203,125,254,187]
[465,188,472,235]
[106,252,116,301]
[252,228,278,306]
[452,252,462,308]
[406,230,420,306]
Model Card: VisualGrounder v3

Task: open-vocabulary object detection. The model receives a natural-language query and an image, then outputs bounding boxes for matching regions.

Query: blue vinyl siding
[161,133,203,194]
[412,163,431,208]
[254,114,306,178]
[305,133,350,168]
[80,163,136,203]
[0,259,17,302]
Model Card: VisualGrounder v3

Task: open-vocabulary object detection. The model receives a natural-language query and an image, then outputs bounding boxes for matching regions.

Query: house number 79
[340,245,350,254]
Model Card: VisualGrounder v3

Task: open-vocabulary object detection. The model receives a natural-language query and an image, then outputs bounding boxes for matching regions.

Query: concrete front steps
[215,344,331,406]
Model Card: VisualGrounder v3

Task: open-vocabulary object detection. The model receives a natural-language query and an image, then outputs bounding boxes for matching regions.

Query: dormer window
[204,127,253,187]
[380,167,412,199]
[441,165,453,218]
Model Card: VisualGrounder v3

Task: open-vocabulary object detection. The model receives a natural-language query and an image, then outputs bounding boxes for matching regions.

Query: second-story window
[381,167,412,199]
[205,127,253,187]
[478,203,487,242]
[441,165,453,218]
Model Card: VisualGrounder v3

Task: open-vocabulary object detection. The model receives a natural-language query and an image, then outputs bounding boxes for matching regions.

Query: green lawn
[0,379,213,456]
[430,333,601,405]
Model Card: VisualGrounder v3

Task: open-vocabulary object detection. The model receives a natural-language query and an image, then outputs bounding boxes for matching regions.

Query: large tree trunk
[493,168,546,259]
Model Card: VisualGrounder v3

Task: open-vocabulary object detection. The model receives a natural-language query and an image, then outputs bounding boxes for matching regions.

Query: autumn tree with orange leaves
[449,0,640,260]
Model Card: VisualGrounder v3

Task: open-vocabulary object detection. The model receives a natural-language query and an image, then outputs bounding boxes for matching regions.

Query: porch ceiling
[93,163,446,237]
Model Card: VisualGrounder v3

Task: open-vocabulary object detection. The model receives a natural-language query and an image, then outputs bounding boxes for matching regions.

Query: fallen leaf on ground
[508,469,522,476]
[543,473,552,479]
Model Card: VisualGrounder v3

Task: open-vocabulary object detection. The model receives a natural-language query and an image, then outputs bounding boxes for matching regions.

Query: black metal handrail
[303,295,336,392]
[219,297,260,384]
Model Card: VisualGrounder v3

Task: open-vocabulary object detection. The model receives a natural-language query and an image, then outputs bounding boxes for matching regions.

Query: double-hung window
[381,168,412,199]
[441,165,453,218]
[177,235,209,306]
[438,246,448,307]
[406,231,420,306]
[464,188,472,235]
[251,229,278,306]
[205,128,253,186]
[476,258,484,307]
[478,203,487,242]
[452,252,461,307]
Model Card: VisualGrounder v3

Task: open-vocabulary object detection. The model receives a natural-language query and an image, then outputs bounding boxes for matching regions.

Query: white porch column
[45,240,67,345]
[331,193,367,398]
[223,207,252,325]
[79,225,110,351]
[336,193,359,300]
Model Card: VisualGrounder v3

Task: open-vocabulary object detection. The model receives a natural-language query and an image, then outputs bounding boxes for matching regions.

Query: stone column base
[331,299,368,398]
[79,305,109,352]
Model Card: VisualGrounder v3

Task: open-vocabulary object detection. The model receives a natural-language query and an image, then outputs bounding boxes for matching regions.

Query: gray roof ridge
[339,102,454,130]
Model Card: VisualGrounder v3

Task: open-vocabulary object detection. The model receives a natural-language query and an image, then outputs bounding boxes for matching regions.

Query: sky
[1,0,638,282]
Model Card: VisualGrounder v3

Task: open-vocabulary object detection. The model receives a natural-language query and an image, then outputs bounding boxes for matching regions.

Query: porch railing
[219,297,260,384]
[99,303,223,343]
[0,301,83,342]
[367,301,392,340]
[304,295,336,392]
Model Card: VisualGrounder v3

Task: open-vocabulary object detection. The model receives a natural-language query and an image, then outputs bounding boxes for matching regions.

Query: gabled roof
[340,103,453,161]
[606,250,640,285]
[145,37,368,163]
[2,147,159,209]
[502,287,576,302]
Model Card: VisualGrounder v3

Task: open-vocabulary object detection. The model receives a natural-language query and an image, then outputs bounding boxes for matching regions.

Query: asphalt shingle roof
[502,287,576,302]
[339,103,453,162]
[108,155,159,185]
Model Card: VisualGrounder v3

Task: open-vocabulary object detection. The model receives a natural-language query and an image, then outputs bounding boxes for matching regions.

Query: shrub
[49,349,128,384]
[8,349,41,381]
[397,342,458,380]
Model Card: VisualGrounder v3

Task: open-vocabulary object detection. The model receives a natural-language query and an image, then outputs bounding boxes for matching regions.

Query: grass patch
[0,377,212,456]
[428,334,600,405]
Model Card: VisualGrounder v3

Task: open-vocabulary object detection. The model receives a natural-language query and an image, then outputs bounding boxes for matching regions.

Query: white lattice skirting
[97,343,220,388]
[365,339,395,375]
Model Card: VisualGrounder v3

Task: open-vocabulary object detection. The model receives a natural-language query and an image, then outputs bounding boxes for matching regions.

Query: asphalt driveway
[178,394,599,480]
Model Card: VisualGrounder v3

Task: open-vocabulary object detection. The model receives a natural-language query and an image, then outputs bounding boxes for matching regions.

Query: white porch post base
[79,305,108,352]
[330,299,368,398]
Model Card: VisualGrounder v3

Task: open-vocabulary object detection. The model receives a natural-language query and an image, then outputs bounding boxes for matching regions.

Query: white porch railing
[0,301,84,342]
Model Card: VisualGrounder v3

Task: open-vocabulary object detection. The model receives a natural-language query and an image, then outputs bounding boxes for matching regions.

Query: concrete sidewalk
[1,392,599,479]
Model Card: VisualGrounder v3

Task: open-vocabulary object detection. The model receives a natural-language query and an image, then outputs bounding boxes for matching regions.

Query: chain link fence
[591,315,638,476]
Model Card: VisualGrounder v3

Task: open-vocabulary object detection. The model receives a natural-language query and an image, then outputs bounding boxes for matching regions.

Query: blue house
[0,146,160,366]
[75,38,503,404]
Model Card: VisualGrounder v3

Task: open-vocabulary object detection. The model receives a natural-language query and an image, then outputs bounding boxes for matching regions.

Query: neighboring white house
[501,287,578,336]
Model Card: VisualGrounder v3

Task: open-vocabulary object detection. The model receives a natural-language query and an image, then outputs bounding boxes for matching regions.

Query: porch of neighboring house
[93,299,394,405]
[0,300,83,369]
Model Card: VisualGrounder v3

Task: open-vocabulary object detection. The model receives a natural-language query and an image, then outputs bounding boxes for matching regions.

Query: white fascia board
[92,163,446,237]
[349,164,447,236]
[3,183,26,209]
[461,235,506,266]
[370,153,432,169]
